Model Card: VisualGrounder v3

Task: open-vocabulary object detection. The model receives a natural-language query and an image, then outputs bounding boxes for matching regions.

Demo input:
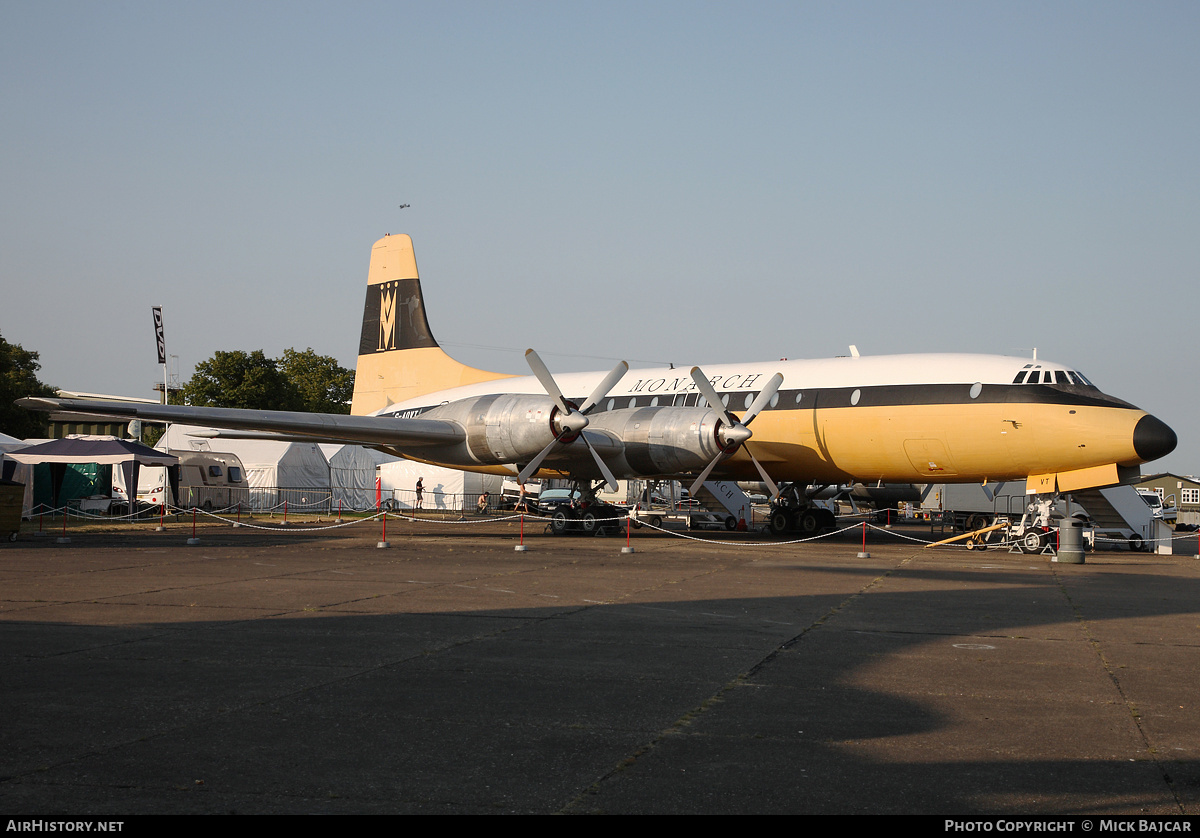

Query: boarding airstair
[691,481,755,530]
[1069,486,1154,551]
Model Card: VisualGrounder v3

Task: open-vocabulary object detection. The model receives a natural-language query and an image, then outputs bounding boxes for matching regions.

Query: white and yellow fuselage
[375,351,1171,493]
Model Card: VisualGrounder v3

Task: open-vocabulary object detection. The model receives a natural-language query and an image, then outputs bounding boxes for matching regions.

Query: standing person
[415,477,424,510]
[515,482,529,513]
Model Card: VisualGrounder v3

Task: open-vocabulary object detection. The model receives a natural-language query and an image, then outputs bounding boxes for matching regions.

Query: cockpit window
[1013,367,1096,388]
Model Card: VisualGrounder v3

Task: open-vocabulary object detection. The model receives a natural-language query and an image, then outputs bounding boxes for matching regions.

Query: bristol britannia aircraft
[19,234,1177,537]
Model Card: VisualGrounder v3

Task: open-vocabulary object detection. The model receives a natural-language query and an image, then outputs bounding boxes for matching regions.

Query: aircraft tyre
[725,515,737,531]
[550,510,570,536]
[768,510,791,536]
[798,510,821,537]
[1020,530,1045,554]
[1128,533,1145,552]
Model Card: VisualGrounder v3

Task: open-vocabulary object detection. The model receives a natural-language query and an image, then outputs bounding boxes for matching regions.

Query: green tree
[277,348,354,414]
[182,350,303,411]
[0,332,57,439]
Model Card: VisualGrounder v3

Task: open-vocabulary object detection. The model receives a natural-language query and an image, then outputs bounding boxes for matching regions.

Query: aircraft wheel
[798,510,821,536]
[768,510,791,536]
[725,515,737,531]
[550,510,570,536]
[1128,534,1145,552]
[1020,530,1045,554]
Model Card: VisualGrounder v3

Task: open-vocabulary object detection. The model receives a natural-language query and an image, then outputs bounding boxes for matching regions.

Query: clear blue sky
[2,1,1197,472]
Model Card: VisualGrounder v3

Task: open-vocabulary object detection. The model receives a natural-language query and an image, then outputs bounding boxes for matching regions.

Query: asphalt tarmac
[2,515,1198,815]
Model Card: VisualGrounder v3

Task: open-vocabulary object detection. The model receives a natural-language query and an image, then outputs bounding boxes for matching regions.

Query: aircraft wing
[15,397,464,449]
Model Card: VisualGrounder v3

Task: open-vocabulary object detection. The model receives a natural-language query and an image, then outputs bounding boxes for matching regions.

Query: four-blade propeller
[687,367,784,500]
[517,349,627,491]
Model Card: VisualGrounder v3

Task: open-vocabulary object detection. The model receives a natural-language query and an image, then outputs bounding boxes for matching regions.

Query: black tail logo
[359,279,438,355]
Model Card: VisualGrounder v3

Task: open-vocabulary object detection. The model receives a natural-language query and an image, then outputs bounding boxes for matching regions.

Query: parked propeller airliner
[18,234,1177,536]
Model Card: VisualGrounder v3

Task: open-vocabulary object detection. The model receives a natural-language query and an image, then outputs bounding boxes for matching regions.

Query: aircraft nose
[1133,414,1177,462]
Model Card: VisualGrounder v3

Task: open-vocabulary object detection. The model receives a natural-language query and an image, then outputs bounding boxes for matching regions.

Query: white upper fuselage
[380,353,1090,415]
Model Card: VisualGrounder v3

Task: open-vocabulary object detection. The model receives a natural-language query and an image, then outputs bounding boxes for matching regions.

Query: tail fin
[350,235,513,415]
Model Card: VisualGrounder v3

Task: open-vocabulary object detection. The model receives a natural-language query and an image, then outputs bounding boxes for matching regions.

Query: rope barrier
[15,500,1200,553]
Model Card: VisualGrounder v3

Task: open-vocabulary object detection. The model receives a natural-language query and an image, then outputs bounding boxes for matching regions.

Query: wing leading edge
[15,397,464,449]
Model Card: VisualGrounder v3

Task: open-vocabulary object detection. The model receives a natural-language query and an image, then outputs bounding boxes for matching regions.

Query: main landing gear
[546,480,623,537]
[767,484,837,537]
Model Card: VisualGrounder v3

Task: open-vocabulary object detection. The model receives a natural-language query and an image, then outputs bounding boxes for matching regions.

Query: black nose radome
[1133,414,1177,463]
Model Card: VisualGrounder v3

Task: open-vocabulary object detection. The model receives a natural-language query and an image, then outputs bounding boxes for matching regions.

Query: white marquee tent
[158,425,331,511]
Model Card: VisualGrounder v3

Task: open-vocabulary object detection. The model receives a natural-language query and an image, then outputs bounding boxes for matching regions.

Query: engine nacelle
[416,398,732,479]
[587,406,728,476]
[420,394,564,466]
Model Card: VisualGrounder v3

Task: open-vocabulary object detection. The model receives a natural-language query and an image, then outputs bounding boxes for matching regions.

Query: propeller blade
[525,348,571,414]
[583,437,619,493]
[689,367,733,421]
[517,436,560,485]
[740,373,784,426]
[578,360,629,415]
[688,450,728,498]
[744,446,781,499]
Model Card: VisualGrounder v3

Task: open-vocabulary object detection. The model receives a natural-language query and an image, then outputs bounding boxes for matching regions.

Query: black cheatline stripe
[387,383,1136,418]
